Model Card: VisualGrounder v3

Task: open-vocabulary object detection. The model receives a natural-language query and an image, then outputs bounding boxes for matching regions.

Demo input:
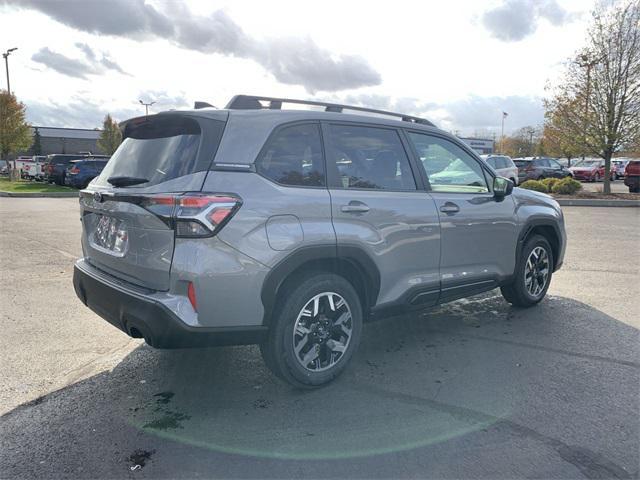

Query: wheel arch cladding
[520,223,560,270]
[260,245,380,326]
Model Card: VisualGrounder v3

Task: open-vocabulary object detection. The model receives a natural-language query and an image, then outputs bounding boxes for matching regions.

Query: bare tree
[546,1,640,193]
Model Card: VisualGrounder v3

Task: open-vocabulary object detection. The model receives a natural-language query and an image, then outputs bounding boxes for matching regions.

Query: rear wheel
[501,235,553,308]
[260,273,363,388]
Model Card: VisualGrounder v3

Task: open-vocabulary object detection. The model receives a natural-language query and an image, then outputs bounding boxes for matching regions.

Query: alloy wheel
[524,246,550,297]
[292,292,353,372]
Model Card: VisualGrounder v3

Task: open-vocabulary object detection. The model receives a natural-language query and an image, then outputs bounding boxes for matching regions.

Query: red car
[568,159,614,182]
[624,160,640,193]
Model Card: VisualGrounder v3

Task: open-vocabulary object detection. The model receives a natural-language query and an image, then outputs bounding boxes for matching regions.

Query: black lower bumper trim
[73,260,267,349]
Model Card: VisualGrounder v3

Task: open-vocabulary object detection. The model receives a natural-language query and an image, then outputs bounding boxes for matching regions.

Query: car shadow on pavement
[1,292,638,479]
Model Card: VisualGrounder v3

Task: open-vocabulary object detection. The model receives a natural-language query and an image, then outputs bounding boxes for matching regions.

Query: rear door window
[95,116,223,188]
[325,124,416,190]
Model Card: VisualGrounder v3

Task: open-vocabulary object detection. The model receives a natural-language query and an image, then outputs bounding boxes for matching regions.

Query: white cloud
[481,0,579,41]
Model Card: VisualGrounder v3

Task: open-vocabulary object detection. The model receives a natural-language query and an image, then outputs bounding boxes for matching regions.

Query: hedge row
[519,177,582,195]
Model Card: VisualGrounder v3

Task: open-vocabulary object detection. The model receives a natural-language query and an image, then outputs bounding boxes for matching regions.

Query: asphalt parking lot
[1,198,638,479]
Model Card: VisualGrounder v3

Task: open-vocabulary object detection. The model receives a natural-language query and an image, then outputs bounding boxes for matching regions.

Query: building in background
[459,137,494,155]
[11,126,104,159]
[30,126,103,156]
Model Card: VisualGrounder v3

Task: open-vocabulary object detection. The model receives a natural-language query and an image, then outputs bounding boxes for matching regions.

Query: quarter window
[256,123,325,187]
[326,124,416,190]
[407,132,489,193]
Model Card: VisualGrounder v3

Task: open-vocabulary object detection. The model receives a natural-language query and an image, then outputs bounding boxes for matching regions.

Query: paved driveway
[1,199,638,478]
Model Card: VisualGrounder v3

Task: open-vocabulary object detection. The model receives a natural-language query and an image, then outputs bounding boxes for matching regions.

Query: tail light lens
[140,193,242,238]
[187,282,197,312]
[70,167,80,174]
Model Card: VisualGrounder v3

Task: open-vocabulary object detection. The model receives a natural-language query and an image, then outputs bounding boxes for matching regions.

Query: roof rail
[225,95,435,127]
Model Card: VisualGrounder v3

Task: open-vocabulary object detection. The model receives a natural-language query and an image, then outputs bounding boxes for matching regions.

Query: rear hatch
[80,112,227,291]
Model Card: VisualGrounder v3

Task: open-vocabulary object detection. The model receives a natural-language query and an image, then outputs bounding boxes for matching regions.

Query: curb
[556,198,640,207]
[0,191,79,198]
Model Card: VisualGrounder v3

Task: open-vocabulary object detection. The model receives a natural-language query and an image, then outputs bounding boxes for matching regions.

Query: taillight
[187,282,197,312]
[70,167,80,174]
[140,193,242,238]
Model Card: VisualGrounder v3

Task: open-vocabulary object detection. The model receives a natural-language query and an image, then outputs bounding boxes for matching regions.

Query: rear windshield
[95,116,221,188]
[514,160,530,167]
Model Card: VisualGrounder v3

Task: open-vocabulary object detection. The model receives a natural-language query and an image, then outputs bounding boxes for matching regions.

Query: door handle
[439,202,460,214]
[341,202,370,213]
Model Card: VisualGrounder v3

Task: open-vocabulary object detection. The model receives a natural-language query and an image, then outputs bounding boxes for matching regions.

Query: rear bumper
[624,176,639,188]
[73,259,267,348]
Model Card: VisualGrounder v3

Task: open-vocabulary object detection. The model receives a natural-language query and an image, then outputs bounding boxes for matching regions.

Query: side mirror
[493,176,514,198]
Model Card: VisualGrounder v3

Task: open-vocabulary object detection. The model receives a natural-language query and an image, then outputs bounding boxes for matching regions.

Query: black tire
[501,234,553,308]
[260,273,363,388]
[630,185,640,193]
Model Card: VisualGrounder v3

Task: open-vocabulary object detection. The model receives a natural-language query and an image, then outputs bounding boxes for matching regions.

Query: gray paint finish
[329,189,441,305]
[430,192,519,287]
[75,105,567,335]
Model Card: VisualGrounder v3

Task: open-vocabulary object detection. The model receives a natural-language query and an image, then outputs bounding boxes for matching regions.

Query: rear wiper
[107,176,149,187]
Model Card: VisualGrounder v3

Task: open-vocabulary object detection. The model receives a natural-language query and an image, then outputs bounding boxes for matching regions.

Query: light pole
[576,52,600,160]
[138,99,156,116]
[3,47,17,95]
[500,111,508,153]
[527,127,535,156]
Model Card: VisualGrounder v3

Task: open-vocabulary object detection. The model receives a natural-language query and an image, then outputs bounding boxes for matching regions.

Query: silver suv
[73,95,566,388]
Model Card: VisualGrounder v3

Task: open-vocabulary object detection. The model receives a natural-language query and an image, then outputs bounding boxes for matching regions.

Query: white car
[480,155,519,185]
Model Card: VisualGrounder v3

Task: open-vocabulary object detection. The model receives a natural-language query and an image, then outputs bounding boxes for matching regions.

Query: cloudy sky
[0,0,595,135]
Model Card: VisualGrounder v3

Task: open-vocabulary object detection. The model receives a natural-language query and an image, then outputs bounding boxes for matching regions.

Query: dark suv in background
[44,154,109,185]
[514,157,573,182]
[74,95,566,388]
[65,158,110,189]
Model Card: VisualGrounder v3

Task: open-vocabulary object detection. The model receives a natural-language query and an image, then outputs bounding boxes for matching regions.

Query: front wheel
[501,235,553,308]
[260,273,363,388]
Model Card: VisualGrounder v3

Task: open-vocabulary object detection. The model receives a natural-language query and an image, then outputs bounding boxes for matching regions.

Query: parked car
[21,156,47,181]
[623,160,640,193]
[480,155,519,185]
[514,157,572,182]
[568,158,614,182]
[73,95,567,388]
[43,154,109,185]
[65,158,109,189]
[7,156,36,179]
[611,159,629,180]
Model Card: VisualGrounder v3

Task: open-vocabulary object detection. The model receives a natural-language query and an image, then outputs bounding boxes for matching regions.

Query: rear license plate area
[90,215,129,256]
